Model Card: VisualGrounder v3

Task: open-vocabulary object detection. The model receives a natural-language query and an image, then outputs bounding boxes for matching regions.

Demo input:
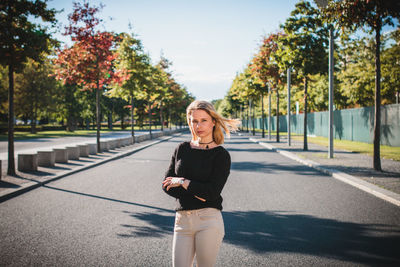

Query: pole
[328,27,334,158]
[268,85,271,140]
[287,67,291,146]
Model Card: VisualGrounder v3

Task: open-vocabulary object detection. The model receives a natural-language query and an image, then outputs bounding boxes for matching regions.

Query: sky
[46,0,309,101]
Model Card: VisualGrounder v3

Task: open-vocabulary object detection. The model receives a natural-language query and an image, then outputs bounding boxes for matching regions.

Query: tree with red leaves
[250,32,283,141]
[54,1,127,152]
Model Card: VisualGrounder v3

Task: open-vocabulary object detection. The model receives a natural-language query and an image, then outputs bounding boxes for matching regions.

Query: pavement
[1,129,399,208]
[0,129,186,202]
[240,131,400,207]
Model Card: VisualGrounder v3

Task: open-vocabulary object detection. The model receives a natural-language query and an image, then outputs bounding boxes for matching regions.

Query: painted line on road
[247,136,400,207]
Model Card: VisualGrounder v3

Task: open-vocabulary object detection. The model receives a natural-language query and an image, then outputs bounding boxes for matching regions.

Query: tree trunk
[373,19,382,171]
[261,92,265,138]
[246,102,249,133]
[148,100,152,138]
[160,102,164,131]
[276,88,280,143]
[130,92,135,143]
[96,81,101,153]
[169,106,172,130]
[303,76,308,151]
[7,61,16,175]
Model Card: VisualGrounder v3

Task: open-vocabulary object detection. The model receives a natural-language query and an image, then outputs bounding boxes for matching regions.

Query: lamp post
[316,0,334,158]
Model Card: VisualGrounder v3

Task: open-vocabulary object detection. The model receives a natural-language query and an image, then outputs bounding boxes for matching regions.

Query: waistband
[177,207,220,216]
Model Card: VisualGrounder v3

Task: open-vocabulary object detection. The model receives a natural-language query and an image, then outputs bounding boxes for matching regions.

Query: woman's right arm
[162,146,189,198]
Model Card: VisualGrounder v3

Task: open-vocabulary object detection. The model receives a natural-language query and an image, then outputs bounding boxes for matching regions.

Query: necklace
[199,140,214,149]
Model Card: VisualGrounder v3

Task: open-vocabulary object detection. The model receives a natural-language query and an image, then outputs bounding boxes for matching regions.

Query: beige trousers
[172,208,225,267]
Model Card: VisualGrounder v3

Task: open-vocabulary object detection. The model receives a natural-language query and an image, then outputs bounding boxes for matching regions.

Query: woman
[162,100,240,267]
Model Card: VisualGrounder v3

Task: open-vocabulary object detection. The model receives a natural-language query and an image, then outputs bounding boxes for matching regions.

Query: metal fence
[242,103,400,147]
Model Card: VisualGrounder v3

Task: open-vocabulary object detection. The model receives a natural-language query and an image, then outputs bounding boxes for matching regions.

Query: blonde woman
[162,100,240,267]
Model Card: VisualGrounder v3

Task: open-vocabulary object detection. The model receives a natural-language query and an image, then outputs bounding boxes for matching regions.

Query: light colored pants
[172,208,225,267]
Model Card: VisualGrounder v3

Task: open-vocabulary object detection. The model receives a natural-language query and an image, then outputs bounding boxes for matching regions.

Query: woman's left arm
[185,151,231,201]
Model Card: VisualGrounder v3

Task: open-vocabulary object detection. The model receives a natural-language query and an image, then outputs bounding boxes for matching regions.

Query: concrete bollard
[18,154,38,172]
[116,138,123,147]
[53,148,68,163]
[100,141,109,152]
[108,140,117,150]
[66,146,80,160]
[125,137,133,145]
[78,144,89,157]
[87,143,97,155]
[0,159,2,179]
[37,151,56,167]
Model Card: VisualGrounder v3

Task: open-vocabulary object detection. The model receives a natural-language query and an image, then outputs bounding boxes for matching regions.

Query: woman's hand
[162,177,206,202]
[195,195,206,202]
[162,177,184,191]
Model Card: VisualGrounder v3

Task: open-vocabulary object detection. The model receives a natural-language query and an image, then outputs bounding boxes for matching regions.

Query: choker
[199,140,214,149]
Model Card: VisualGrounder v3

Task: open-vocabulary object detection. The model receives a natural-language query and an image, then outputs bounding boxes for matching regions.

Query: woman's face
[190,109,215,139]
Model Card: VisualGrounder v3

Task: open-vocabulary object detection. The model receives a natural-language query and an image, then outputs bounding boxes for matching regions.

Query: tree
[250,32,283,140]
[53,1,127,152]
[324,0,400,170]
[382,27,400,104]
[276,0,329,150]
[0,0,57,175]
[14,57,58,133]
[111,30,150,140]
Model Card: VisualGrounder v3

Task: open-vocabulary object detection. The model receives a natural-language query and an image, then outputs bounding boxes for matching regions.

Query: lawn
[0,125,175,141]
[241,128,400,161]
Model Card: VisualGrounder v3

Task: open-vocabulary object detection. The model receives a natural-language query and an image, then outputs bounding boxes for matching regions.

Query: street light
[315,0,334,159]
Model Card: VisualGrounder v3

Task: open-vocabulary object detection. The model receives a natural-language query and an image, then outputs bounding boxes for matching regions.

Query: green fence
[242,103,400,147]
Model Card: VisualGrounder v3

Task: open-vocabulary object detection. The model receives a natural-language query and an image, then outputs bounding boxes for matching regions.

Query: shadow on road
[231,161,326,177]
[120,209,400,265]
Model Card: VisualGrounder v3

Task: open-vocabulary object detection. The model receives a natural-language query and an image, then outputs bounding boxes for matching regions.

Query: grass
[292,135,400,161]
[241,127,400,161]
[0,125,178,141]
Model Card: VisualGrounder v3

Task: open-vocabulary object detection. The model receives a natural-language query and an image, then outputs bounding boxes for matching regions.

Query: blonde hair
[186,100,241,145]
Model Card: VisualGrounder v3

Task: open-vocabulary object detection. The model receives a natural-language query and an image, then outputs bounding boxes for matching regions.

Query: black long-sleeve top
[163,141,231,211]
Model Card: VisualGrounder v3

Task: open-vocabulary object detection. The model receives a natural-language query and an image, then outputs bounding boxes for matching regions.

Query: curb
[0,132,185,203]
[245,135,400,207]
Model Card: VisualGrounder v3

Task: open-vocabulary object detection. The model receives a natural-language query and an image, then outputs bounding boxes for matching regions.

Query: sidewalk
[0,130,187,202]
[240,131,400,206]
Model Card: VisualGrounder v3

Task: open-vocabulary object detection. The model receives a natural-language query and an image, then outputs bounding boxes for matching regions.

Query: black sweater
[163,141,231,211]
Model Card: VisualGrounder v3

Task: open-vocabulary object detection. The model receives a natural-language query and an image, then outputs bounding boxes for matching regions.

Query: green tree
[382,27,400,104]
[276,0,329,150]
[111,31,150,139]
[14,57,58,133]
[324,0,400,170]
[0,0,57,175]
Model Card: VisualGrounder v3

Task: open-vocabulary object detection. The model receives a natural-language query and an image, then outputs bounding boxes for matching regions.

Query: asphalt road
[0,133,399,266]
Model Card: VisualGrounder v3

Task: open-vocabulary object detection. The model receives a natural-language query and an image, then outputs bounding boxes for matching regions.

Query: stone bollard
[18,154,38,172]
[116,138,123,148]
[87,143,97,155]
[78,144,89,157]
[108,140,116,150]
[66,146,80,160]
[37,151,56,167]
[100,141,109,152]
[125,137,133,145]
[111,139,119,149]
[53,148,68,163]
